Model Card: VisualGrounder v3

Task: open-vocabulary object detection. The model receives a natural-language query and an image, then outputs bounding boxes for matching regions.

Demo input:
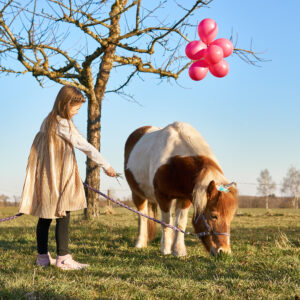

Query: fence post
[107,189,111,207]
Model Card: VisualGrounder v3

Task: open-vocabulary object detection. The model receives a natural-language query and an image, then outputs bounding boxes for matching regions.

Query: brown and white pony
[124,122,238,256]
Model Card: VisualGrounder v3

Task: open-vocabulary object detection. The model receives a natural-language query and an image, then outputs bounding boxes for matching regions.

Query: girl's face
[69,103,83,118]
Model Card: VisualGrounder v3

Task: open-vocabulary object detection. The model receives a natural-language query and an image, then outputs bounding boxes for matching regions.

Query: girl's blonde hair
[45,85,85,138]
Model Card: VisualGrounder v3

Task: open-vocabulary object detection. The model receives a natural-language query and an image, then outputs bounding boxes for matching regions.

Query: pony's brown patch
[125,168,146,207]
[153,155,223,212]
[146,202,158,242]
[176,198,192,210]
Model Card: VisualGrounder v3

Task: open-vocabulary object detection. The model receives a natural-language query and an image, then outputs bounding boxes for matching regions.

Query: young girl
[19,85,116,270]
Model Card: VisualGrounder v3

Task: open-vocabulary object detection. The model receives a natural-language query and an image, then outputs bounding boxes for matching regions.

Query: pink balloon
[209,60,229,78]
[211,38,233,57]
[204,45,223,65]
[189,60,209,81]
[185,41,207,60]
[198,18,218,44]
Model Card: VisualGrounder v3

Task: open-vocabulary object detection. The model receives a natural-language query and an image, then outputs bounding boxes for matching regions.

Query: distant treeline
[0,200,19,207]
[0,194,19,207]
[0,195,297,209]
[97,195,298,209]
[239,195,297,209]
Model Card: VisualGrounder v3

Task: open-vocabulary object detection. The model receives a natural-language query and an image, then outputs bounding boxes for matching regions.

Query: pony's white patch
[135,203,148,248]
[172,205,190,256]
[161,211,174,255]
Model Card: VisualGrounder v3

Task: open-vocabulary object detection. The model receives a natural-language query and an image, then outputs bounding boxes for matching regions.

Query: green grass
[0,207,299,300]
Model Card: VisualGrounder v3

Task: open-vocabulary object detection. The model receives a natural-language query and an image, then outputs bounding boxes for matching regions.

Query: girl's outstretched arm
[57,118,116,176]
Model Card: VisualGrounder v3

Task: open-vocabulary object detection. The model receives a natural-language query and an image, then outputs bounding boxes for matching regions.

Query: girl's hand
[104,166,116,177]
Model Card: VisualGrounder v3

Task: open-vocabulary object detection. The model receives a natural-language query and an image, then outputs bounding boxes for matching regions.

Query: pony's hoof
[172,248,187,257]
[135,242,147,248]
[161,248,172,255]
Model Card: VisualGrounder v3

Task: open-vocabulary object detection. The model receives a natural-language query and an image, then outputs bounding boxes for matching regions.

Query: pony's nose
[217,247,231,255]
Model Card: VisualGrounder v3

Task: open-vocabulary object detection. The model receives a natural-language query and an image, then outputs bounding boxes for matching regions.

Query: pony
[124,122,238,256]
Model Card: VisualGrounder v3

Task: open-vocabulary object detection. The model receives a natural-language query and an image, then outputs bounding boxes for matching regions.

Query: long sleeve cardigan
[57,118,111,170]
[19,116,111,218]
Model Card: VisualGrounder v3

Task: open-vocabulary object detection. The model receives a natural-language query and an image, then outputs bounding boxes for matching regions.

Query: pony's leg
[155,190,174,255]
[172,199,192,257]
[132,193,148,248]
[159,199,177,255]
[160,209,174,255]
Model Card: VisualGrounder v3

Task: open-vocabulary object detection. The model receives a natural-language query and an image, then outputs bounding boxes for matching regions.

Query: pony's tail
[147,202,157,242]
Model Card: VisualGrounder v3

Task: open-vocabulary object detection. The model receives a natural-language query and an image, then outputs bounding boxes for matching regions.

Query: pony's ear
[207,180,218,200]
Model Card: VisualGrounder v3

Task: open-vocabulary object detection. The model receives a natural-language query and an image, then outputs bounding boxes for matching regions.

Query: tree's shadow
[0,288,111,300]
[0,225,36,251]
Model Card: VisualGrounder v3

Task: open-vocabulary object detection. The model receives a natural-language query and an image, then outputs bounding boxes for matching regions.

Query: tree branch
[234,47,268,66]
[114,55,178,79]
[106,69,138,93]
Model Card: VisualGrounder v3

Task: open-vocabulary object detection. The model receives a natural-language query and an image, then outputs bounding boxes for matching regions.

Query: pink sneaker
[36,252,56,267]
[56,254,89,270]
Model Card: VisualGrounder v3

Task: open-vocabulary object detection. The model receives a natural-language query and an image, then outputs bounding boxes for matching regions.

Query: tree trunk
[84,0,127,219]
[265,196,269,210]
[293,197,299,209]
[85,93,102,218]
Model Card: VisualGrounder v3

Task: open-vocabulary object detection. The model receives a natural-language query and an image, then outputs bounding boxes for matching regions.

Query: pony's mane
[192,166,225,214]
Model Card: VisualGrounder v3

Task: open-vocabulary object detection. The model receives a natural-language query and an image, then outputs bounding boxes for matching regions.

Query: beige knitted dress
[19,116,111,219]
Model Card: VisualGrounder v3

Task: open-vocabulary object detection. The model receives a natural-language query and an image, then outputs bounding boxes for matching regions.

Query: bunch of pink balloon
[185,18,233,81]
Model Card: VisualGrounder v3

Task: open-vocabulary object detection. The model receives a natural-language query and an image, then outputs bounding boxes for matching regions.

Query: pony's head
[192,180,238,256]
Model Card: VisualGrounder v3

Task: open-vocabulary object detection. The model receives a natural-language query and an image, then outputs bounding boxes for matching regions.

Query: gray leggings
[36,212,70,256]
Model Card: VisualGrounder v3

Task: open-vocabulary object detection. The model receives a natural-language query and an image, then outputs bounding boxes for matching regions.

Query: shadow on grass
[0,225,36,252]
[0,288,111,300]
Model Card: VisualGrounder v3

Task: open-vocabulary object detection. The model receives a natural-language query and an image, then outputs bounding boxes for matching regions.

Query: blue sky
[0,0,300,199]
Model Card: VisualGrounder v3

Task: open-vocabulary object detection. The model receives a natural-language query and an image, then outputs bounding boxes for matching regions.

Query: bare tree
[0,194,9,206]
[281,166,300,209]
[257,169,276,209]
[13,195,20,206]
[0,0,263,218]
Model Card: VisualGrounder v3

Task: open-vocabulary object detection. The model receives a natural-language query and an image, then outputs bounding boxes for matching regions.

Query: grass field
[0,207,299,300]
